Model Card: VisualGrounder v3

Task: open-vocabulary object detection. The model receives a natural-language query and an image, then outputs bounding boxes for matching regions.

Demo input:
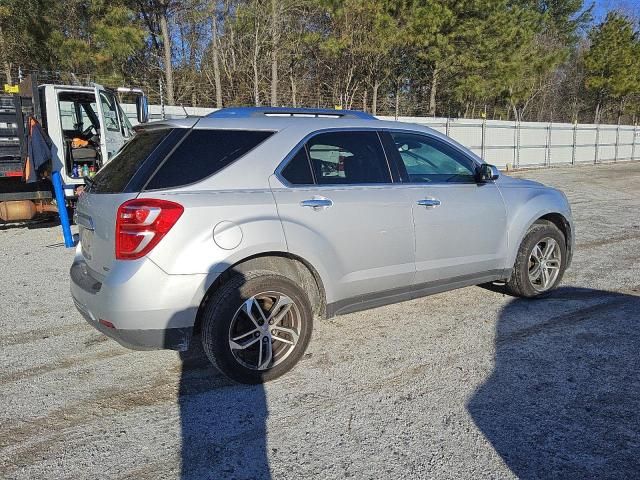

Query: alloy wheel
[528,237,562,292]
[228,291,301,370]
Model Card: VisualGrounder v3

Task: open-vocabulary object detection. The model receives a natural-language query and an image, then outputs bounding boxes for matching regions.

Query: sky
[592,0,640,22]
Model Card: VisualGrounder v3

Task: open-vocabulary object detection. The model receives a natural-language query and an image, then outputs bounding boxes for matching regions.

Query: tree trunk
[0,25,12,85]
[211,9,223,108]
[362,88,368,112]
[290,74,297,107]
[372,80,380,116]
[270,0,278,106]
[253,27,260,106]
[511,102,520,123]
[594,101,601,124]
[428,67,439,116]
[617,97,625,124]
[159,11,175,105]
[0,28,11,85]
[395,85,400,119]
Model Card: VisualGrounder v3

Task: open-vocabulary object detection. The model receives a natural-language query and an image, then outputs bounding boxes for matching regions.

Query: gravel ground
[1,162,639,479]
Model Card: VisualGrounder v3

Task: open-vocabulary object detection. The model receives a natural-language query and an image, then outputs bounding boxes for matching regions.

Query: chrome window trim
[274,127,396,189]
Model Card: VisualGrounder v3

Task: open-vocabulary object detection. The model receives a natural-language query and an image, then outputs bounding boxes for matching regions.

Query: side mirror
[136,95,149,123]
[476,164,500,182]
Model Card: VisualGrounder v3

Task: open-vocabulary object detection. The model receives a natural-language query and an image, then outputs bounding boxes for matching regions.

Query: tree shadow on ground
[468,286,640,478]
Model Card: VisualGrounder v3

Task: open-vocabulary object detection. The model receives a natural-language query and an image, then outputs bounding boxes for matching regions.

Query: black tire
[201,270,313,384]
[505,221,567,298]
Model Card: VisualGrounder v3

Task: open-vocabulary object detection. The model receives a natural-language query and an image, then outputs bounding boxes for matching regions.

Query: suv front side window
[389,132,477,183]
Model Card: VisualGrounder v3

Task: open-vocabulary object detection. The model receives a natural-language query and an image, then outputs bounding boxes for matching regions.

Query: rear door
[383,130,508,285]
[270,130,415,306]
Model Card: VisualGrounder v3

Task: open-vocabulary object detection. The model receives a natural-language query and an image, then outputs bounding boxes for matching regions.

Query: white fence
[121,104,640,169]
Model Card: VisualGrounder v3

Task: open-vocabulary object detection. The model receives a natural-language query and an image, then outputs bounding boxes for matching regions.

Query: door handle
[301,198,333,209]
[417,198,441,208]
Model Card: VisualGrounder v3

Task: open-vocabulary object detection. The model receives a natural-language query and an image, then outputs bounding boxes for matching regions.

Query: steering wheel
[81,124,97,138]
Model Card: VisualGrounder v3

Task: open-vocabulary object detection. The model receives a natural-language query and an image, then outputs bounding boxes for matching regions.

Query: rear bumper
[70,253,207,351]
[73,299,193,350]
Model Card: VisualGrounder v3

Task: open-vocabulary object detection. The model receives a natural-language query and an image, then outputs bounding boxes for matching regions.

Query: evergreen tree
[584,12,640,123]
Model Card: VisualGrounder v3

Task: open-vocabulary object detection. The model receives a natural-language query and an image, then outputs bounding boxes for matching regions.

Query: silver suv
[70,107,574,383]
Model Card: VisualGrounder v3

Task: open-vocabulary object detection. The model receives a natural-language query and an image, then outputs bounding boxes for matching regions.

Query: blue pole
[51,170,74,248]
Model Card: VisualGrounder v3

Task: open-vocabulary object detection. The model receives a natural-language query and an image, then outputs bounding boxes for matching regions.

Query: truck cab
[0,76,148,222]
[43,84,139,198]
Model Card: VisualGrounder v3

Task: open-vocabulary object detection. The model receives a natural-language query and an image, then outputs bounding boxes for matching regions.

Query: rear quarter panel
[141,189,287,280]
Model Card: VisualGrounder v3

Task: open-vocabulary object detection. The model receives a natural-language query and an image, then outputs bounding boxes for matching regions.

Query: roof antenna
[180,104,189,118]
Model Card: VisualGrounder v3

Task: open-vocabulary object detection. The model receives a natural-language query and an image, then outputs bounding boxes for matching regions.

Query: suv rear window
[144,129,274,190]
[90,129,171,193]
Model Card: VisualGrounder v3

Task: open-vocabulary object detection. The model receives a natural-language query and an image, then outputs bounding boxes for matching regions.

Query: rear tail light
[115,199,184,260]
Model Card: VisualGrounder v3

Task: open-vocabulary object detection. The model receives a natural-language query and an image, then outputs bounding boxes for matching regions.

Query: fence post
[512,122,517,168]
[594,123,600,164]
[516,120,521,168]
[545,122,552,166]
[633,124,638,161]
[571,122,577,165]
[614,122,620,162]
[445,117,451,137]
[481,117,486,160]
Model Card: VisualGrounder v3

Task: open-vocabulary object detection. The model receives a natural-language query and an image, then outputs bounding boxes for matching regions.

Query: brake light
[115,199,184,260]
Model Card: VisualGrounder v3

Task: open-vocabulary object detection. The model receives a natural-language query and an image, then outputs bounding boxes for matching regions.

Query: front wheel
[505,222,567,298]
[201,271,313,384]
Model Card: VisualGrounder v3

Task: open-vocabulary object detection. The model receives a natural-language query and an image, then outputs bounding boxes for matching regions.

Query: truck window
[99,92,120,132]
[59,101,79,130]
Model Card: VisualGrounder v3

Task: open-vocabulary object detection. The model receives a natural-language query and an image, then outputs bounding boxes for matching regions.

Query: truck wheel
[505,221,567,298]
[201,271,313,384]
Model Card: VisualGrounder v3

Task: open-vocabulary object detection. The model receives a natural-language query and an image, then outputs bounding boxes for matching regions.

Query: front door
[93,86,125,163]
[270,130,415,307]
[384,130,508,285]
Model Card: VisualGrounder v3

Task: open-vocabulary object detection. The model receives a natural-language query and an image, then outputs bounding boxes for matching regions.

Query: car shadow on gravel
[0,217,60,231]
[177,341,271,480]
[468,286,640,478]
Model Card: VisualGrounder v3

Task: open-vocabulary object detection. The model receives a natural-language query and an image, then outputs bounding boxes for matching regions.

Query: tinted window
[281,148,314,185]
[90,129,170,193]
[390,132,476,183]
[145,129,273,190]
[306,131,390,184]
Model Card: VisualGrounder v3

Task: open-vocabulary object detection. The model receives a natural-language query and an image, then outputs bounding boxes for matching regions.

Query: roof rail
[207,106,376,120]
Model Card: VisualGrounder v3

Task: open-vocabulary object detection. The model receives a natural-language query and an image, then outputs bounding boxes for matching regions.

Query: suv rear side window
[281,148,314,185]
[90,129,170,193]
[305,131,391,184]
[145,129,273,190]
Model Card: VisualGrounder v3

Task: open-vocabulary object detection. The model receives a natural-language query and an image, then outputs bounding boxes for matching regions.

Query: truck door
[93,85,126,163]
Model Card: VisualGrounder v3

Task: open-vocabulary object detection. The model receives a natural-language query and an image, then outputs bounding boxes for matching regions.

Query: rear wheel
[201,271,313,384]
[505,222,567,298]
